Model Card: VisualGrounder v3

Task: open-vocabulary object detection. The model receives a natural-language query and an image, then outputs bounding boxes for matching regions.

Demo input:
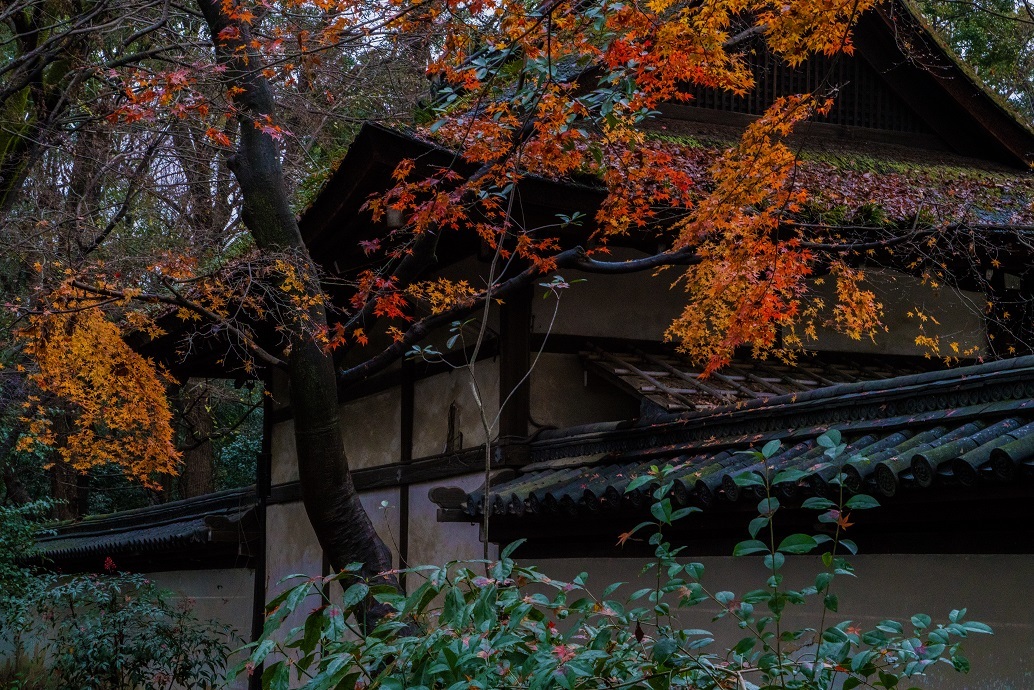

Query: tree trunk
[194,0,400,629]
[178,379,216,498]
[50,459,81,521]
[50,411,88,520]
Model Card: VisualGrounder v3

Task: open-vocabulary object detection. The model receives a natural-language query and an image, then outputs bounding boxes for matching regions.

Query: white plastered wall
[412,358,500,459]
[149,569,255,690]
[530,256,988,359]
[529,353,639,429]
[531,249,687,341]
[270,388,403,485]
[265,489,402,589]
[806,267,987,356]
[0,569,255,690]
[405,474,497,592]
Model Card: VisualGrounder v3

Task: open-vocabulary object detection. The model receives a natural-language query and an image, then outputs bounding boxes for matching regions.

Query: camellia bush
[239,432,992,690]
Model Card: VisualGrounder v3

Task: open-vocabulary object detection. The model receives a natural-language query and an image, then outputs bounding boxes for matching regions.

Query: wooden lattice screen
[682,49,933,134]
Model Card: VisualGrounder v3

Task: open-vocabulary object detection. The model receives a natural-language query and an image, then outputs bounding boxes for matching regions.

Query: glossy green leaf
[802,496,835,513]
[777,533,818,554]
[733,539,769,556]
[733,472,764,488]
[748,516,770,538]
[501,538,526,559]
[773,468,807,484]
[625,475,652,493]
[845,494,880,510]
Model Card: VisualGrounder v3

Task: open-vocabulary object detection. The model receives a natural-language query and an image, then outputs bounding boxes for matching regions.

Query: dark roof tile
[30,487,258,571]
[436,357,1034,523]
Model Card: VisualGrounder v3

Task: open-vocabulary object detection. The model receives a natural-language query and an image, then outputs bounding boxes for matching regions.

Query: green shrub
[2,567,234,690]
[0,500,51,592]
[240,431,991,690]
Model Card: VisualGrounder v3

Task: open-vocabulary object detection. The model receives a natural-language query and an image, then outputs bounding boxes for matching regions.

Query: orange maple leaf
[836,512,854,530]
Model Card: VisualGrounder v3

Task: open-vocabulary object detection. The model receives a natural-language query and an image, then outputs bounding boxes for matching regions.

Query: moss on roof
[640,116,1034,226]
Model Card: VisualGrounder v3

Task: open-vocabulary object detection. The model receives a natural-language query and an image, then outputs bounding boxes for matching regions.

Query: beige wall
[149,568,255,690]
[807,268,987,357]
[264,490,402,593]
[532,249,687,341]
[270,418,298,484]
[359,487,403,567]
[0,569,254,690]
[265,502,325,594]
[540,554,1033,690]
[340,388,402,469]
[406,474,497,589]
[530,257,987,360]
[530,353,639,429]
[412,359,500,458]
[270,388,403,484]
[271,357,501,484]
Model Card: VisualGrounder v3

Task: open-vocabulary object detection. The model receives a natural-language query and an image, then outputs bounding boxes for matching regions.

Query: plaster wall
[529,353,639,429]
[264,490,401,593]
[271,418,298,484]
[530,256,987,359]
[412,358,500,459]
[539,554,1034,690]
[265,501,325,594]
[150,568,255,690]
[359,487,403,568]
[805,268,987,356]
[340,388,402,469]
[406,474,497,590]
[260,490,399,687]
[531,249,686,341]
[270,387,404,484]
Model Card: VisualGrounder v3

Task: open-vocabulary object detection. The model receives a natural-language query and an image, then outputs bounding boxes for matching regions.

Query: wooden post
[498,285,531,440]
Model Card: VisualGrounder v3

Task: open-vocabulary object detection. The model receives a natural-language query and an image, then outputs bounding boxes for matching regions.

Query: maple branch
[724,25,766,49]
[338,245,700,385]
[338,230,440,336]
[178,396,263,451]
[67,279,287,369]
[794,228,935,252]
[124,0,171,46]
[570,247,702,272]
[158,277,288,370]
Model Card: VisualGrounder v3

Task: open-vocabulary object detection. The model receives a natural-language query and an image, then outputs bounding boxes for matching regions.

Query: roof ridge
[38,486,256,541]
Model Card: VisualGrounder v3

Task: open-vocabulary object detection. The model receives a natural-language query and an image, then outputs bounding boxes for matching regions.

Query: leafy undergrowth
[242,432,991,690]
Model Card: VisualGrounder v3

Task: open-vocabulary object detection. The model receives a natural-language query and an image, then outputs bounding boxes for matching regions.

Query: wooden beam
[499,285,532,438]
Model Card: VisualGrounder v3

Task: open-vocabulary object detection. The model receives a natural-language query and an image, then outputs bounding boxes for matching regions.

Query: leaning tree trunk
[195,0,399,629]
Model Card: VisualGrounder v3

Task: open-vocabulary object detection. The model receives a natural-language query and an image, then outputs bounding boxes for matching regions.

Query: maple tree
[1,0,1026,629]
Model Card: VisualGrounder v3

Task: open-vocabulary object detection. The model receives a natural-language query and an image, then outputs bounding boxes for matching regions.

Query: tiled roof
[583,346,938,412]
[31,487,258,571]
[434,355,1034,521]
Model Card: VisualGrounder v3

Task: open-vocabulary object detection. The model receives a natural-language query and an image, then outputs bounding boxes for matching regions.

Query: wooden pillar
[398,361,414,590]
[498,285,531,440]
